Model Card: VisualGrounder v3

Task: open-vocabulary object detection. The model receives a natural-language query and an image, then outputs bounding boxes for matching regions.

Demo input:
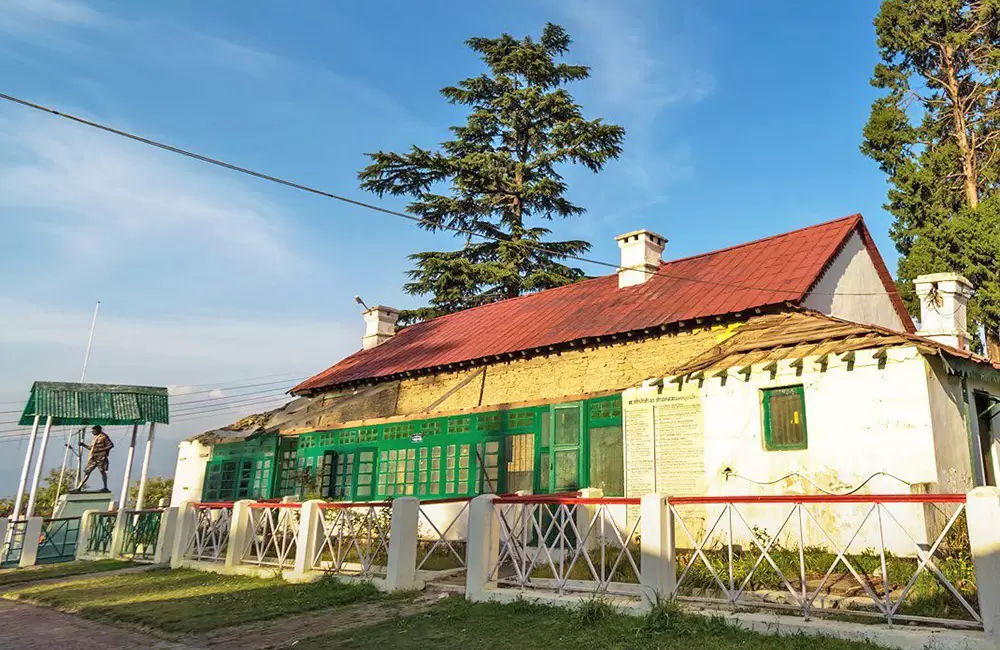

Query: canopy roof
[18,381,170,426]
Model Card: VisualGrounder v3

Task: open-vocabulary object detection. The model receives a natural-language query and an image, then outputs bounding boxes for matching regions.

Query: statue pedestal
[53,492,114,519]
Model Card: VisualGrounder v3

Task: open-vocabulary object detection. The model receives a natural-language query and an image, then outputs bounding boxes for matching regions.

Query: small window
[762,386,808,450]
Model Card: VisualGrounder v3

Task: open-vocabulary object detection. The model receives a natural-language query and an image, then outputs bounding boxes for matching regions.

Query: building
[171,214,1000,534]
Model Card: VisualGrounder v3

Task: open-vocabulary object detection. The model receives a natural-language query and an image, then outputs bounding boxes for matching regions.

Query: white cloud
[0,114,307,278]
[556,0,714,210]
[0,0,101,31]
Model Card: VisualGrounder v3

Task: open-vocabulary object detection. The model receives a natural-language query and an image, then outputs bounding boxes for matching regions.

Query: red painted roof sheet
[293,214,913,393]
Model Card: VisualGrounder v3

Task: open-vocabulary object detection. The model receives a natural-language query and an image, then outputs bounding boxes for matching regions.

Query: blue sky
[0,0,892,494]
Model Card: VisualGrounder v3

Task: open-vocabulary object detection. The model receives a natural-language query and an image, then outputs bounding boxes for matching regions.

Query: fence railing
[87,512,117,555]
[489,495,641,596]
[1,520,28,568]
[120,509,164,562]
[242,503,301,569]
[311,501,392,578]
[668,494,980,629]
[36,517,81,564]
[184,502,234,563]
[417,497,471,572]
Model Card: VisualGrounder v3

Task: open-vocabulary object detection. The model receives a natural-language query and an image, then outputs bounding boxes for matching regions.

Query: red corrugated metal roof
[293,214,913,393]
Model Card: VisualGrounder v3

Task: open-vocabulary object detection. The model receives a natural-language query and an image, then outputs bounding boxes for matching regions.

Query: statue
[71,425,115,493]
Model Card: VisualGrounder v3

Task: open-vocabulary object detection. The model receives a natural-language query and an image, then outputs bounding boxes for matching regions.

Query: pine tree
[862,0,1000,356]
[359,24,625,323]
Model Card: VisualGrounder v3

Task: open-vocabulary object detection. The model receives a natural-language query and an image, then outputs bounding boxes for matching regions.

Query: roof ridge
[660,213,861,266]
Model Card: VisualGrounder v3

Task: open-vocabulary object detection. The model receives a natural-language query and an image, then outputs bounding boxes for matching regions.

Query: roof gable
[293,214,911,393]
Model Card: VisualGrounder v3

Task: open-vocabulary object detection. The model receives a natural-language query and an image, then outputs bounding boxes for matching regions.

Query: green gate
[36,517,81,564]
[121,510,162,561]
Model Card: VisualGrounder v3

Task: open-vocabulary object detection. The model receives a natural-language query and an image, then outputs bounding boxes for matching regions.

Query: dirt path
[0,599,193,650]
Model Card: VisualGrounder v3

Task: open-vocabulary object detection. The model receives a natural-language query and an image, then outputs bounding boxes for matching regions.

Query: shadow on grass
[6,568,382,634]
[0,560,136,590]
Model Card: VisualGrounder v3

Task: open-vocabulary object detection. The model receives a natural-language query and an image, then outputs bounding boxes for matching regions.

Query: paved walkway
[0,600,192,650]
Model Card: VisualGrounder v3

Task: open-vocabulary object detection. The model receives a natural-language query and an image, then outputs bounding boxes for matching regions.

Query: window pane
[506,434,534,493]
[553,450,579,491]
[589,426,624,496]
[764,387,806,449]
[553,407,580,446]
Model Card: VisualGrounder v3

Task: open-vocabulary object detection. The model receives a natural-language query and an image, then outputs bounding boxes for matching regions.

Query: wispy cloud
[0,114,308,278]
[0,0,102,31]
[557,0,714,211]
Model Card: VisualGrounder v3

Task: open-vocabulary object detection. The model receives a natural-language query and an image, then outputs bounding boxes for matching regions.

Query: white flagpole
[56,301,100,497]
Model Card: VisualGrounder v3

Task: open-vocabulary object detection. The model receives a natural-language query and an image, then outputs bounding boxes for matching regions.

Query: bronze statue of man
[73,425,115,492]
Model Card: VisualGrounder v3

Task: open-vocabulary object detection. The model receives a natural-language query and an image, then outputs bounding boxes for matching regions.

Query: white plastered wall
[170,439,211,505]
[627,346,959,554]
[803,231,908,332]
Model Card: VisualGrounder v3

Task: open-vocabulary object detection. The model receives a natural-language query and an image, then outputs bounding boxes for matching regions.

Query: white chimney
[362,305,399,350]
[615,229,667,288]
[913,273,973,350]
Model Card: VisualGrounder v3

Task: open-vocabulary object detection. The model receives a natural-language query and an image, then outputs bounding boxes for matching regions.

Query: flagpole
[55,301,100,503]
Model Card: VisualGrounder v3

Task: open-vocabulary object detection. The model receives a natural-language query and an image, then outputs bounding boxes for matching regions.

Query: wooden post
[11,415,41,522]
[118,423,139,508]
[25,416,54,517]
[136,423,156,509]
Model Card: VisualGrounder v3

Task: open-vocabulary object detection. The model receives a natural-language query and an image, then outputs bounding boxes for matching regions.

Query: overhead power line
[0,91,914,299]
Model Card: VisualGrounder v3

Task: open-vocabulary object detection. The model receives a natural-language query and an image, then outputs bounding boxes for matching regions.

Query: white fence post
[0,517,7,560]
[153,507,178,565]
[293,500,323,577]
[109,509,129,559]
[170,500,197,568]
[75,510,96,560]
[18,517,44,568]
[225,500,254,568]
[967,486,1000,641]
[465,494,499,602]
[576,488,603,551]
[639,494,674,606]
[385,497,421,591]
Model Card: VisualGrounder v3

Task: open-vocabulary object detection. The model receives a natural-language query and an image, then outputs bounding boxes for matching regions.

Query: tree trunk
[943,45,980,209]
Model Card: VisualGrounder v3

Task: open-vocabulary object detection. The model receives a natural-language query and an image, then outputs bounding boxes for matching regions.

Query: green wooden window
[762,386,808,450]
[322,450,353,499]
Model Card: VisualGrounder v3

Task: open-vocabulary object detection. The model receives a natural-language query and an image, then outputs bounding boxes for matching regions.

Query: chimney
[362,305,399,350]
[913,273,973,350]
[615,229,667,288]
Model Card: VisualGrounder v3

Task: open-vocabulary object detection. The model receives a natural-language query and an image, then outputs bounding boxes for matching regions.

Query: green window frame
[762,385,808,451]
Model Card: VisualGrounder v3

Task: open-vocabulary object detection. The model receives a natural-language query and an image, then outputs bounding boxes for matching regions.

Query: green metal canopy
[18,381,170,426]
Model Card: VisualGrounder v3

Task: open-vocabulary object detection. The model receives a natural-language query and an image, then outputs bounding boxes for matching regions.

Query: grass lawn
[3,567,382,634]
[0,560,136,589]
[312,597,890,650]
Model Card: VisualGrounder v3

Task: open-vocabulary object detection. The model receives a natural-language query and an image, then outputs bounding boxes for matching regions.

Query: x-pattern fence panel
[311,502,391,578]
[490,496,641,596]
[37,517,81,564]
[669,494,981,629]
[87,512,116,555]
[242,503,300,569]
[121,510,163,562]
[185,503,233,563]
[417,498,470,572]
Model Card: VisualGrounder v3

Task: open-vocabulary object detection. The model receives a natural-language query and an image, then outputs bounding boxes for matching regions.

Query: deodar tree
[862,0,1000,356]
[359,23,625,323]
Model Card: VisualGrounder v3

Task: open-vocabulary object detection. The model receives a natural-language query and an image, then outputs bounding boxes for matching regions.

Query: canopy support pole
[136,423,156,509]
[25,415,54,518]
[11,415,41,522]
[118,423,139,508]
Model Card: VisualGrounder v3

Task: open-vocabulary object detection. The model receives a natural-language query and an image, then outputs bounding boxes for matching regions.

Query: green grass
[0,560,136,589]
[3,568,383,634]
[307,596,890,649]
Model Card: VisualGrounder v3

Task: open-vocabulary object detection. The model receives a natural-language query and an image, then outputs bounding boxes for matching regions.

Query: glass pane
[553,450,579,491]
[553,407,580,446]
[589,426,624,496]
[539,454,550,492]
[505,434,534,493]
[768,390,805,448]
